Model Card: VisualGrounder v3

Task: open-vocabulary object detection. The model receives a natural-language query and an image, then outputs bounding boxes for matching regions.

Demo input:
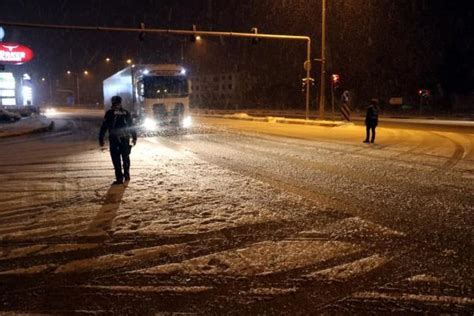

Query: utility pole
[76,76,80,105]
[67,71,81,105]
[48,73,53,104]
[319,0,327,119]
[305,40,311,121]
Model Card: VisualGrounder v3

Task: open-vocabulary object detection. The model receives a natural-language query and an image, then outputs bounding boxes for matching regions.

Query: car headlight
[143,118,157,131]
[182,116,192,128]
[45,108,57,114]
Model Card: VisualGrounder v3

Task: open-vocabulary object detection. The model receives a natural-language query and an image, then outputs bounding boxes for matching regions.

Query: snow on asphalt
[0,114,51,137]
[0,127,400,281]
[1,115,473,313]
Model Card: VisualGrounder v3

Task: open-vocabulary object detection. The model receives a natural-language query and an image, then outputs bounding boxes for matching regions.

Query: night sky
[1,0,473,109]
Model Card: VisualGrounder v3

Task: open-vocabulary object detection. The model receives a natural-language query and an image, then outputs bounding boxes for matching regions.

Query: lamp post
[66,70,81,105]
[40,75,53,105]
[319,0,327,119]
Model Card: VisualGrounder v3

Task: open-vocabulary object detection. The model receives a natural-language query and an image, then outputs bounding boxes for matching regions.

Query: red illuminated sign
[0,42,34,65]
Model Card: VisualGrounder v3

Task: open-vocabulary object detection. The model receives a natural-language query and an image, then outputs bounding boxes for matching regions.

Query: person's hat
[111,96,122,106]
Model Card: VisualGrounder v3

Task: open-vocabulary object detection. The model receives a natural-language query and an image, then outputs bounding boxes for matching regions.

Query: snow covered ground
[0,112,472,314]
[0,114,53,138]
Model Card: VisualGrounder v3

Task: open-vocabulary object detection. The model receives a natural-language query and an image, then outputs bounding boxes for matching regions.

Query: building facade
[190,72,255,110]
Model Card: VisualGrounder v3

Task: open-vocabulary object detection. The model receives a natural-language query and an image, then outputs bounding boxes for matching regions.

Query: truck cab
[135,66,191,130]
[103,64,192,133]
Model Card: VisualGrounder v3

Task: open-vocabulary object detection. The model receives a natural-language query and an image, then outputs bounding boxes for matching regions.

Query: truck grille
[152,104,166,120]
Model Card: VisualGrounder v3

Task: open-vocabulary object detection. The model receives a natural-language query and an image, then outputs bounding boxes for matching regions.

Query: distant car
[44,108,57,114]
[0,108,21,123]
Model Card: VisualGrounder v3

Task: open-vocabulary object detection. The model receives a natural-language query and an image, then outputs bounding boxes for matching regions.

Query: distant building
[190,72,255,110]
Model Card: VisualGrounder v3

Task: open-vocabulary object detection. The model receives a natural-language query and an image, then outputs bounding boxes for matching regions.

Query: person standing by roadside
[363,99,379,143]
[99,96,137,184]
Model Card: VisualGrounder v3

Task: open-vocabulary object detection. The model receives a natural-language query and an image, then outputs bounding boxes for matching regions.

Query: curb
[194,113,473,130]
[198,114,352,128]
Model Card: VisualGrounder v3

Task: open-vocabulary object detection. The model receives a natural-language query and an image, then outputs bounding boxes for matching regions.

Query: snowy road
[0,112,473,314]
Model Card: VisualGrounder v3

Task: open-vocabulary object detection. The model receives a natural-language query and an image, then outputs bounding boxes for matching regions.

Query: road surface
[0,112,473,314]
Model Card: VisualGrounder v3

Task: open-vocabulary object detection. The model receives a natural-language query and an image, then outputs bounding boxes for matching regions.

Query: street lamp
[83,70,89,75]
[105,57,111,62]
[66,71,82,105]
[40,75,52,105]
[126,59,132,64]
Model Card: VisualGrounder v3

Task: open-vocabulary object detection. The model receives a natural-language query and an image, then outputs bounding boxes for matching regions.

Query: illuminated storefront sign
[0,72,16,106]
[0,42,34,65]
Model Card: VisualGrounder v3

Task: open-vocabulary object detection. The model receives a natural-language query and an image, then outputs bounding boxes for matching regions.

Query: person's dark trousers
[109,137,131,181]
[365,125,376,143]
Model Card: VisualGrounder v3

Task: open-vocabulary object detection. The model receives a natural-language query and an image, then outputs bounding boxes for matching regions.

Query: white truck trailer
[103,64,192,130]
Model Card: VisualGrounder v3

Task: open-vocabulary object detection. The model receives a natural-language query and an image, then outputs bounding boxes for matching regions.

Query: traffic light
[418,89,430,97]
[138,22,145,41]
[332,74,340,90]
[251,27,258,45]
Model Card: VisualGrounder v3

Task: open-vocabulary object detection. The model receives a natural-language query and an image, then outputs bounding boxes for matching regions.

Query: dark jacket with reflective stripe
[99,107,137,143]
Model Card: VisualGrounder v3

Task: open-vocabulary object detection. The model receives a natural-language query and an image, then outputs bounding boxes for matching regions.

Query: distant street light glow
[105,57,110,62]
[126,59,132,64]
[83,70,89,75]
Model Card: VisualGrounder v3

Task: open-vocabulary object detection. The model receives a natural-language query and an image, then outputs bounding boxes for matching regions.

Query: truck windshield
[143,76,188,98]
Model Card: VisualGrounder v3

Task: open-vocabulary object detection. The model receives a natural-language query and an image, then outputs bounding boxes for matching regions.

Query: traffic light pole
[319,0,327,120]
[331,79,334,120]
[0,20,313,120]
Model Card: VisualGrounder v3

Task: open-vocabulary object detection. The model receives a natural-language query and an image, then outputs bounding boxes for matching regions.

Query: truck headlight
[182,116,192,128]
[143,118,157,131]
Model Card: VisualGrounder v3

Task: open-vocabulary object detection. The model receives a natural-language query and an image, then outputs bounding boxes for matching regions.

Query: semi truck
[103,64,192,131]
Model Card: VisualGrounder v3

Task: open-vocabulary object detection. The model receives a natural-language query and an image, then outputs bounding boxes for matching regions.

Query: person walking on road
[99,96,137,184]
[364,99,379,143]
